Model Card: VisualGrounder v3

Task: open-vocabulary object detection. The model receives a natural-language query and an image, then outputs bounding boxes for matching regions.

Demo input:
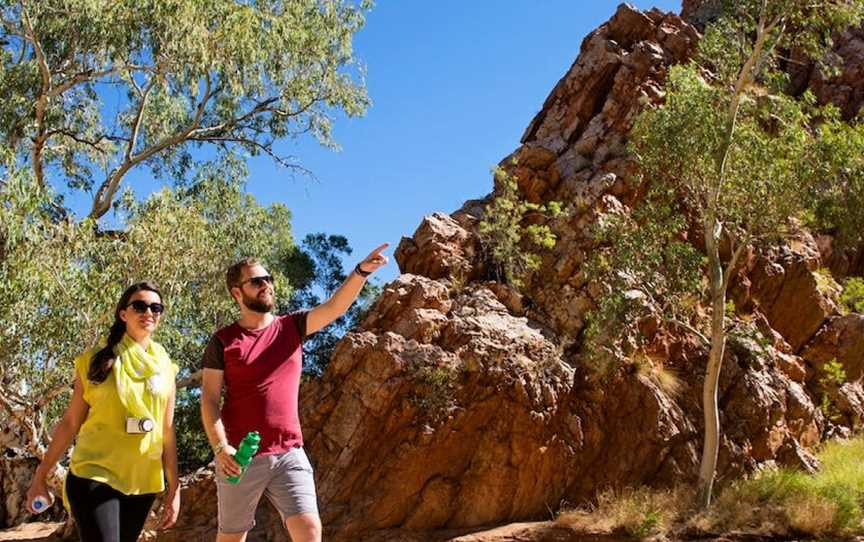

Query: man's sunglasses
[126,300,165,315]
[240,275,274,288]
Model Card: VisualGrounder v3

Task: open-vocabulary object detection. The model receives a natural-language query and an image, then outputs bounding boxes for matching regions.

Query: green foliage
[695,0,864,83]
[728,437,864,534]
[628,509,662,539]
[807,114,864,246]
[583,187,705,375]
[0,165,292,442]
[819,358,847,422]
[479,163,561,290]
[632,64,818,241]
[840,277,864,314]
[585,0,864,375]
[813,267,842,300]
[821,359,847,389]
[0,0,371,217]
[409,365,457,419]
[173,388,211,471]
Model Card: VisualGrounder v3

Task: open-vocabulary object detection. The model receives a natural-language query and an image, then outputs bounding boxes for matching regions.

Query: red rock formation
[802,314,864,382]
[156,4,860,540]
[803,25,864,120]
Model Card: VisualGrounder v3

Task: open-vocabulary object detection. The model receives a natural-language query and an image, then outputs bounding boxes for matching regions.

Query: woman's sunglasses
[241,275,274,288]
[126,300,165,315]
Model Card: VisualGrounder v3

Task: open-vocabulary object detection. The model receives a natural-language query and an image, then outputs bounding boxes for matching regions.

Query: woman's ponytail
[88,317,126,383]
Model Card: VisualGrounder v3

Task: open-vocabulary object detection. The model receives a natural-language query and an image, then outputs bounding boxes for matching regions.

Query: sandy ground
[0,522,63,542]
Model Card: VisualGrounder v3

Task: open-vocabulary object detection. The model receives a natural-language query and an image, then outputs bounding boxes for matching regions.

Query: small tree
[589,0,864,508]
[0,0,370,220]
[479,163,562,289]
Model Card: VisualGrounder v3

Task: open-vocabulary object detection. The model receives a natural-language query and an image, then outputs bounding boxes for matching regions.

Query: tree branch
[188,91,322,140]
[20,1,50,189]
[722,236,750,293]
[36,382,71,408]
[712,0,772,209]
[670,318,711,346]
[126,75,159,162]
[187,96,280,139]
[188,134,314,175]
[48,67,115,98]
[89,74,214,219]
[46,128,114,155]
[0,387,45,457]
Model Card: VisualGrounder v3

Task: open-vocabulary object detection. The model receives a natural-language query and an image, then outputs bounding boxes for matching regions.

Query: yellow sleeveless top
[68,348,178,495]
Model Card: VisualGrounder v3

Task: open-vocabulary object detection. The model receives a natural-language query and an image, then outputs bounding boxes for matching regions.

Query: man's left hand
[357,243,390,275]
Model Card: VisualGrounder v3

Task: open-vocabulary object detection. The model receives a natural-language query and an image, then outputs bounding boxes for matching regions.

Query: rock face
[800,24,864,120]
[303,277,575,536]
[289,3,862,539]
[288,3,863,539]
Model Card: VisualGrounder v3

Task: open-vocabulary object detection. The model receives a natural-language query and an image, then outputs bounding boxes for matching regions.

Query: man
[200,244,388,542]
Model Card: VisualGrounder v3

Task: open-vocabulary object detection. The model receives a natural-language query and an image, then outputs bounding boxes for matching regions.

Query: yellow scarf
[113,334,172,459]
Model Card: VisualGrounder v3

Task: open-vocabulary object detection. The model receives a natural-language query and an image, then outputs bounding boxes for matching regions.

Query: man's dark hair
[226,257,260,292]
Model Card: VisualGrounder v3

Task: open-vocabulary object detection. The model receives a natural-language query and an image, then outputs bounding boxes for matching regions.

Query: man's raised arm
[306,242,389,335]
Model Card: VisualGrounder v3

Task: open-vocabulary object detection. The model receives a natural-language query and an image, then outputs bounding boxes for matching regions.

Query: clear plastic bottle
[226,431,260,484]
[31,495,50,514]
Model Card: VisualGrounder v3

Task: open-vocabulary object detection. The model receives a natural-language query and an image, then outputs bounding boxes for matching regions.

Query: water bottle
[31,495,50,514]
[226,431,260,484]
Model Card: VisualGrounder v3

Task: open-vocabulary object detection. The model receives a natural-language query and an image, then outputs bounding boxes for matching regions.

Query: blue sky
[71,1,681,285]
[245,0,681,284]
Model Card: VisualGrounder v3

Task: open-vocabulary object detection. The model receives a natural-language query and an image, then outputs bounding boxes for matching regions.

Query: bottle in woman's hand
[31,495,51,514]
[26,477,54,514]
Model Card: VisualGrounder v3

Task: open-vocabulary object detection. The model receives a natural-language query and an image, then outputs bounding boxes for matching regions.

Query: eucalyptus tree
[0,166,295,453]
[588,0,864,508]
[0,0,370,219]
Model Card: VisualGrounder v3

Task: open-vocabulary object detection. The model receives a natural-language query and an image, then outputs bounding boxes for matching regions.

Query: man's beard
[242,290,274,313]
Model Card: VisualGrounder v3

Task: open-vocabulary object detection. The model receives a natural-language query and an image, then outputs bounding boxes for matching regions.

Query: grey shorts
[216,447,319,533]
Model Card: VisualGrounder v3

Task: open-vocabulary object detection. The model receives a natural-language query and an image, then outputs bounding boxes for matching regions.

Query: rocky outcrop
[745,235,840,352]
[802,314,864,381]
[1,458,40,528]
[395,213,481,281]
[801,24,864,120]
[158,3,862,540]
[286,3,858,539]
[302,276,575,536]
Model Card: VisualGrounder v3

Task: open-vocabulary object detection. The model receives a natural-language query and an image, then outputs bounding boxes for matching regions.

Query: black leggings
[65,472,157,542]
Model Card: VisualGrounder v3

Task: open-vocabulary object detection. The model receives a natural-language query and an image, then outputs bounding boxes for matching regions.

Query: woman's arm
[160,384,180,529]
[26,375,89,511]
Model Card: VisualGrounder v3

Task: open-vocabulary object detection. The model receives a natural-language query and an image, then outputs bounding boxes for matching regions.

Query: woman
[26,282,181,542]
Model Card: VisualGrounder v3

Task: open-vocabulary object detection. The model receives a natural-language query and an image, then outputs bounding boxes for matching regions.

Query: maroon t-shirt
[201,312,308,455]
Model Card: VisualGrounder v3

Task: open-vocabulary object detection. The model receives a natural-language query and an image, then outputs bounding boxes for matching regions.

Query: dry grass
[558,486,695,538]
[704,437,864,536]
[558,437,864,539]
[652,365,684,398]
[634,353,685,398]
